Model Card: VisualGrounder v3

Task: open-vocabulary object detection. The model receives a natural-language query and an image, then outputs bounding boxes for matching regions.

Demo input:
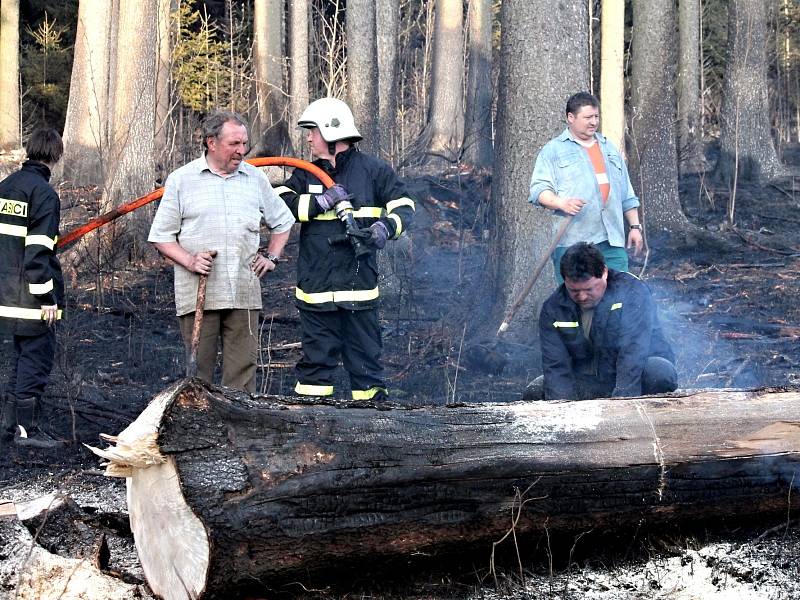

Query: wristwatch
[266,253,280,264]
[629,224,643,230]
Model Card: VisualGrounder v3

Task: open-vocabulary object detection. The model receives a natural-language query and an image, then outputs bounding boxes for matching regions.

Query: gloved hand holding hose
[368,222,389,250]
[316,184,350,211]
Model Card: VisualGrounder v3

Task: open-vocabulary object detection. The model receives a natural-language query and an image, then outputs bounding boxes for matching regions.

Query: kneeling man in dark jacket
[527,242,677,401]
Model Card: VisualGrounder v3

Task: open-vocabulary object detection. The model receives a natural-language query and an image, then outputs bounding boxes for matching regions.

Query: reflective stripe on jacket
[277,147,415,311]
[0,161,64,335]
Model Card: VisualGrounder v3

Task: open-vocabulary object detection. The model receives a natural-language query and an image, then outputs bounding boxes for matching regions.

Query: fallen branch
[731,226,800,256]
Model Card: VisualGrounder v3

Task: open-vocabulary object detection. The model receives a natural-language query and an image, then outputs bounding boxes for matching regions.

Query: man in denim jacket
[529,92,643,284]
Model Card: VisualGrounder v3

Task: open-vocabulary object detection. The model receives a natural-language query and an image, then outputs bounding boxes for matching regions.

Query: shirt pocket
[605,153,623,173]
[555,153,586,190]
[604,152,626,191]
[234,189,264,233]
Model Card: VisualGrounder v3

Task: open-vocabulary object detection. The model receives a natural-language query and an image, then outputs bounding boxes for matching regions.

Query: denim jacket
[528,128,640,249]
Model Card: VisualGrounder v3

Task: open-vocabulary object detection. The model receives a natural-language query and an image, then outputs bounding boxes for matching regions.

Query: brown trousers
[179,309,260,393]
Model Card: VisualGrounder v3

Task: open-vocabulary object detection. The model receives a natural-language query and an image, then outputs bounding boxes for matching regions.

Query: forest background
[2,2,800,596]
[0,0,799,343]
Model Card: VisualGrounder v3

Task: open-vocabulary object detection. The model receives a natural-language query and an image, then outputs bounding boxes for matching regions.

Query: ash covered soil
[2,148,800,599]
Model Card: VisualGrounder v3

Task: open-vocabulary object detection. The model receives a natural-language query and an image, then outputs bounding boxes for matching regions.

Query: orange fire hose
[57,157,334,250]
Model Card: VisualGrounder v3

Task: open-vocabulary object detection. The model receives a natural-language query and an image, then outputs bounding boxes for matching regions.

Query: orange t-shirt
[584,142,610,206]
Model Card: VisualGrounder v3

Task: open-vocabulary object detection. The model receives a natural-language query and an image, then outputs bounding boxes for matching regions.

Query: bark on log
[90,381,800,600]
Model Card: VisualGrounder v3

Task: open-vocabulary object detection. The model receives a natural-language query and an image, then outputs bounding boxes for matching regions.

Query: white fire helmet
[297,98,362,143]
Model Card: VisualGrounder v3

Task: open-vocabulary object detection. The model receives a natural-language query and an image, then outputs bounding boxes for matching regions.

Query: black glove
[316,184,350,211]
[368,221,389,250]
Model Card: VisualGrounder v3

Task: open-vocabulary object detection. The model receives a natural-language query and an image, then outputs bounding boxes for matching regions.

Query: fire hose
[56,157,335,250]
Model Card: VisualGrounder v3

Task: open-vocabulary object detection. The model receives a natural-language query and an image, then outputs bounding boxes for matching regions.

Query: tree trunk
[346,0,379,155]
[629,0,688,234]
[154,0,172,182]
[59,0,113,187]
[491,0,588,338]
[253,0,289,157]
[715,0,787,184]
[599,0,625,155]
[91,380,800,600]
[677,0,705,174]
[101,0,158,256]
[463,0,494,169]
[424,0,464,165]
[288,0,309,157]
[0,0,20,151]
[376,0,399,161]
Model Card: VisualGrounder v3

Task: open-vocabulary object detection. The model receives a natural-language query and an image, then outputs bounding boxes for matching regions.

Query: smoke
[649,281,768,390]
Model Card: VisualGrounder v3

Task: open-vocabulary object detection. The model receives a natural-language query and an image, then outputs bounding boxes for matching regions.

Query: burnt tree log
[89,380,800,600]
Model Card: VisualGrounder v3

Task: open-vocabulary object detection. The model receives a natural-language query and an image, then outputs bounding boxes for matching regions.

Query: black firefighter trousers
[8,329,56,401]
[2,329,56,436]
[295,307,386,400]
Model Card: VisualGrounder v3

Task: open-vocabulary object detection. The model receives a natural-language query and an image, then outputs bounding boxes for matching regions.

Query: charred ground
[1,147,800,598]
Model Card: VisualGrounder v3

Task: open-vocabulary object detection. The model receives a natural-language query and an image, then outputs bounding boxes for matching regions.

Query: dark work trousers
[296,308,384,397]
[525,356,678,401]
[8,328,56,400]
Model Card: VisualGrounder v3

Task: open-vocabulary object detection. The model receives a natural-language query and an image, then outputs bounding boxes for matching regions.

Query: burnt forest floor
[1,145,800,599]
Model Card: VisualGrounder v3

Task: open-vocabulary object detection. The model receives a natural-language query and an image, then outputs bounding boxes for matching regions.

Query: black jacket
[539,269,674,400]
[0,161,64,335]
[275,147,415,311]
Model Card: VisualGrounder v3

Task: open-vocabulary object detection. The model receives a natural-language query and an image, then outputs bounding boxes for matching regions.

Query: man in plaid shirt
[149,111,295,392]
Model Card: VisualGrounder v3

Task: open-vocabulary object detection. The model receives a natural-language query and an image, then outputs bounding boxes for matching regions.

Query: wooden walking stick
[187,251,217,378]
[497,216,574,335]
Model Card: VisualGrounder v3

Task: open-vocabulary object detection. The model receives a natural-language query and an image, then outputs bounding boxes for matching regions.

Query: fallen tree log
[90,381,800,600]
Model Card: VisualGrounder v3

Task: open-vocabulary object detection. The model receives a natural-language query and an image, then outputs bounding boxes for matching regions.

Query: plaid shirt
[148,156,295,316]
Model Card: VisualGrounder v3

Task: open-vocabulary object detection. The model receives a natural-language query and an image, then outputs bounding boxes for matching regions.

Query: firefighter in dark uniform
[0,128,65,449]
[275,98,415,401]
[526,242,678,401]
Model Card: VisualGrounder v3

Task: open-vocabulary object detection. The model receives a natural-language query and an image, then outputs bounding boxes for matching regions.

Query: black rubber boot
[14,397,63,449]
[1,394,17,443]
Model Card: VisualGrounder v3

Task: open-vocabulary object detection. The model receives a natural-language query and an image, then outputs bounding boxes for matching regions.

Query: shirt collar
[198,153,249,177]
[558,127,606,145]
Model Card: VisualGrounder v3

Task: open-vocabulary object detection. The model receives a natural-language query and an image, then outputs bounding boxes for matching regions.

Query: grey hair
[201,110,249,149]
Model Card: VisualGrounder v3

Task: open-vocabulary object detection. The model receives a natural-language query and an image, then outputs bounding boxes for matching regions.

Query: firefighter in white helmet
[275,98,415,402]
